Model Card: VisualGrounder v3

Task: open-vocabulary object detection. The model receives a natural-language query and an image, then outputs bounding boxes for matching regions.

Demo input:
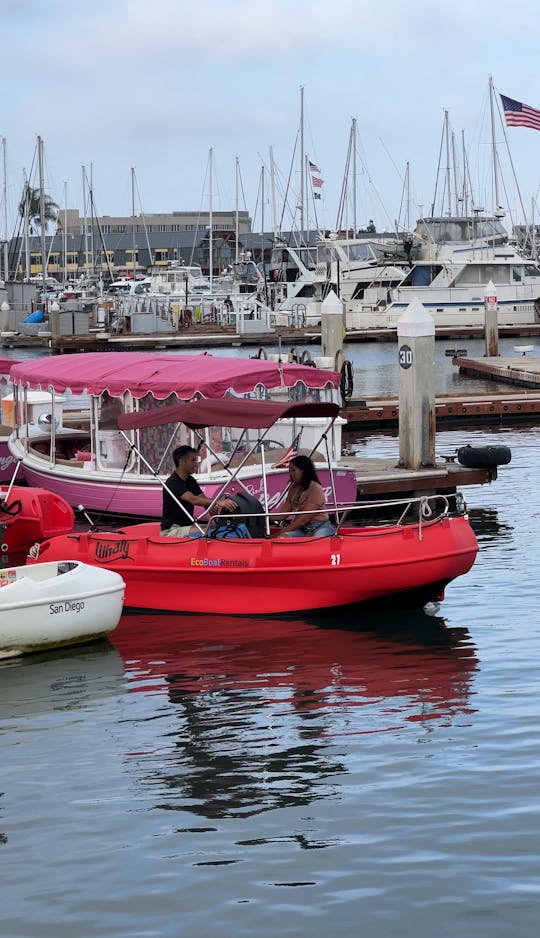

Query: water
[1,347,540,936]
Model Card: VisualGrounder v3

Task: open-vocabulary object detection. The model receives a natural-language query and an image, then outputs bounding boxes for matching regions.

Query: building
[7,208,254,281]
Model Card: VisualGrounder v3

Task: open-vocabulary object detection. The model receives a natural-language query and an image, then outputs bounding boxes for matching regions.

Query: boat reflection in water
[0,641,125,721]
[112,611,478,818]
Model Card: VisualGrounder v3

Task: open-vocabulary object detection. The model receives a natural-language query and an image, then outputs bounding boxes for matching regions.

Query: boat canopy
[118,398,340,431]
[8,352,339,399]
[0,357,19,377]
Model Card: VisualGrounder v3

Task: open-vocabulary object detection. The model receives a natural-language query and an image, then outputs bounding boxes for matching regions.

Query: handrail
[209,494,452,539]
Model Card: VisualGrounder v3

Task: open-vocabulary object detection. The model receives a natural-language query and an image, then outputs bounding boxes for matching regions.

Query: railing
[202,493,454,540]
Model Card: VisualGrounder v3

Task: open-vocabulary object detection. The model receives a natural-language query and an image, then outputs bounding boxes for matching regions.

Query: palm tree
[18,183,59,234]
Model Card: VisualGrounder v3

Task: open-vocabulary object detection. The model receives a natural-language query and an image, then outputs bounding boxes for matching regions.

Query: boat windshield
[415,217,507,244]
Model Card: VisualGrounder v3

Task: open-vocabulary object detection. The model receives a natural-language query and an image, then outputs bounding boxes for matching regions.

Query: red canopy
[118,398,340,431]
[0,357,20,376]
[8,351,339,400]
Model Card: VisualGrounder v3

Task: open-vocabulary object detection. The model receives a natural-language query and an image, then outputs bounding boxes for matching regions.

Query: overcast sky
[2,0,540,235]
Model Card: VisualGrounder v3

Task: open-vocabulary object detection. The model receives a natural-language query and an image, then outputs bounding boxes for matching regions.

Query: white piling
[397,298,436,469]
[484,279,499,357]
[321,289,345,361]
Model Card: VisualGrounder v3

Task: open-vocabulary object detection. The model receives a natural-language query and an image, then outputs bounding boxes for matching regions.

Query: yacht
[339,215,540,329]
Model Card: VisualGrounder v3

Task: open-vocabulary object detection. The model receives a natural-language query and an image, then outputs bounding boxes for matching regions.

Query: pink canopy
[8,351,339,400]
[0,357,19,376]
[118,398,340,431]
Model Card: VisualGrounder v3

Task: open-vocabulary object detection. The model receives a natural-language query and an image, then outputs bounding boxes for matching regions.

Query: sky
[2,0,540,236]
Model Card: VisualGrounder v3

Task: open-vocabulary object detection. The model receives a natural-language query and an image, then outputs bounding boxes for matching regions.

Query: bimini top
[0,357,19,378]
[8,351,339,400]
[118,398,341,431]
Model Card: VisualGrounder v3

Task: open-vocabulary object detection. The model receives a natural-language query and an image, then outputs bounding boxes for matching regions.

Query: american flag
[271,431,302,468]
[501,94,540,131]
[309,158,324,189]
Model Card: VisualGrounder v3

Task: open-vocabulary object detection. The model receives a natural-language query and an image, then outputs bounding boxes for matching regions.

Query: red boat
[30,396,478,614]
[1,484,74,556]
[32,511,477,615]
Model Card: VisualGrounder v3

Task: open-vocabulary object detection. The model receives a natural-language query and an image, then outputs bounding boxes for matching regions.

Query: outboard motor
[210,490,266,539]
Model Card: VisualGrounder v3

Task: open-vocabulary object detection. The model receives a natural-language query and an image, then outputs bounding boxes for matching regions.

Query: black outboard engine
[226,490,266,537]
[210,490,266,539]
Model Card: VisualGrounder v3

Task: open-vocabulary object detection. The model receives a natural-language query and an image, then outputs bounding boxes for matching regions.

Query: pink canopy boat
[7,351,357,518]
[0,357,21,483]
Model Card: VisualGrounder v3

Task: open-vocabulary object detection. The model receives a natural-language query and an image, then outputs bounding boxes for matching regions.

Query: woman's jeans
[283,520,335,538]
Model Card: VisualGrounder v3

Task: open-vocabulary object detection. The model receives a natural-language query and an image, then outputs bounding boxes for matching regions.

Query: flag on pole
[500,94,540,130]
[271,431,302,468]
[308,159,324,193]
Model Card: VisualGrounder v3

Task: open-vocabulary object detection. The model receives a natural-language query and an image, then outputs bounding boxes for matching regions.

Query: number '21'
[330,553,341,565]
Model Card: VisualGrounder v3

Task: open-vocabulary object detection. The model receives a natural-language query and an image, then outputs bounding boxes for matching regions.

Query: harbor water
[1,341,540,937]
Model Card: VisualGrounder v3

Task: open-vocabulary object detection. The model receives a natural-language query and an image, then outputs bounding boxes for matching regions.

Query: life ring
[457,444,511,468]
[340,360,354,402]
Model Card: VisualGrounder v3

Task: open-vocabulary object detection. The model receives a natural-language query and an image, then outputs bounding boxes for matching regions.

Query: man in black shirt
[161,444,237,537]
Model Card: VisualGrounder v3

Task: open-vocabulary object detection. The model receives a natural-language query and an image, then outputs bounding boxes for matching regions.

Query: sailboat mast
[352,118,357,235]
[2,137,8,281]
[444,111,452,217]
[209,147,213,289]
[300,85,305,242]
[269,146,278,238]
[131,166,136,275]
[63,181,68,284]
[82,165,89,276]
[235,156,239,263]
[38,135,47,286]
[89,162,95,277]
[489,76,501,213]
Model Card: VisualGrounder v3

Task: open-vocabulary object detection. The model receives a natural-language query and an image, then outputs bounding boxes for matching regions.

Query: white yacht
[338,215,540,329]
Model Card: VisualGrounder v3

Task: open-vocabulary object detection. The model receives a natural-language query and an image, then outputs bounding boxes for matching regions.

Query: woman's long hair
[289,454,320,489]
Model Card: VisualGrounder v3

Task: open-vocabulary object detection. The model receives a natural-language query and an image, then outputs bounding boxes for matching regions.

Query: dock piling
[397,299,436,469]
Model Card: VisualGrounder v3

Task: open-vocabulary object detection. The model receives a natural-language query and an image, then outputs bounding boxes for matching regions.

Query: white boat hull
[0,561,125,658]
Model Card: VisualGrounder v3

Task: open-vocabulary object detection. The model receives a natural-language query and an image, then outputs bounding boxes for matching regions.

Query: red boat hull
[32,515,478,615]
[1,485,74,555]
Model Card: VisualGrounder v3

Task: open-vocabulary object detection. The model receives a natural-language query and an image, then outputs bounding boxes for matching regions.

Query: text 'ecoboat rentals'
[32,397,479,616]
[0,561,125,658]
[6,352,356,519]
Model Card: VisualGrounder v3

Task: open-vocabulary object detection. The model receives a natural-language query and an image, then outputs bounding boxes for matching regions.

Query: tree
[18,183,59,234]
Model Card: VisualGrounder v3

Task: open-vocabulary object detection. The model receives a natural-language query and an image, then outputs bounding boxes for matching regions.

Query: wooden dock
[4,321,540,353]
[453,354,540,389]
[342,388,540,429]
[342,455,496,502]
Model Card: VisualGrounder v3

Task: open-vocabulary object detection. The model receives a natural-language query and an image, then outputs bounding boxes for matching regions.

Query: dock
[453,353,540,389]
[342,388,540,429]
[342,455,496,503]
[4,321,540,353]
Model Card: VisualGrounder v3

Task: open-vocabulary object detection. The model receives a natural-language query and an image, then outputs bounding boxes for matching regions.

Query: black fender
[457,444,511,468]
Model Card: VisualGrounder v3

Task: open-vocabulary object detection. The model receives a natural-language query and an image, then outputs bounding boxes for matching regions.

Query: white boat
[0,560,125,658]
[315,217,540,330]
